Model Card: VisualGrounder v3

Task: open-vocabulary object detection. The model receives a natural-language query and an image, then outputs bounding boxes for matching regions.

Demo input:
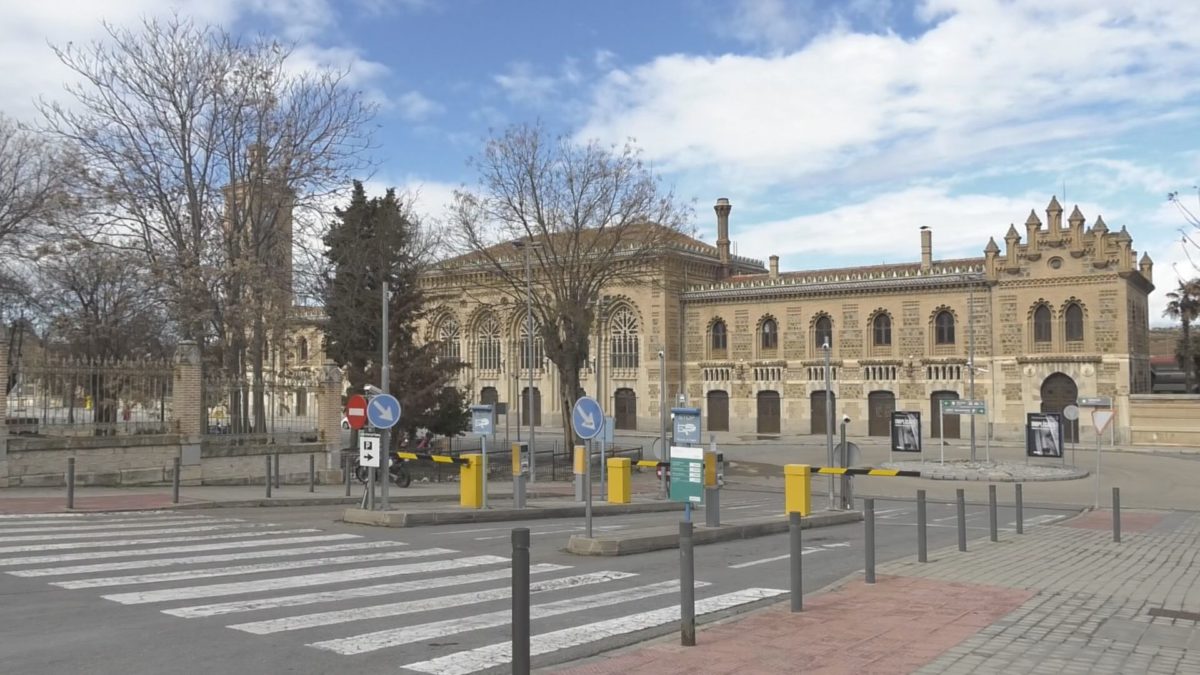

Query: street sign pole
[939,403,945,465]
[585,438,593,538]
[381,279,390,512]
[571,397,605,536]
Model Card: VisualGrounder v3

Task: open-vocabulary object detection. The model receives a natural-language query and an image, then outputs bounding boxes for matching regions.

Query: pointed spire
[985,237,1000,253]
[1140,252,1153,266]
[1116,224,1131,240]
[1068,205,1085,226]
[1025,210,1042,228]
[1093,215,1108,233]
[1047,195,1062,213]
[1006,223,1020,239]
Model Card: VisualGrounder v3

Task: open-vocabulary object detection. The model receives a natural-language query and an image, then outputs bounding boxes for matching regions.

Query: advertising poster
[1026,412,1064,458]
[891,411,922,453]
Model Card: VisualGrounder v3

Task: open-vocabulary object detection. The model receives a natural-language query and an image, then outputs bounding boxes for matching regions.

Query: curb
[341,500,685,527]
[565,509,863,556]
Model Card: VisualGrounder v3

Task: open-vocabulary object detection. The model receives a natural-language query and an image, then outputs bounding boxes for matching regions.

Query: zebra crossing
[0,510,785,673]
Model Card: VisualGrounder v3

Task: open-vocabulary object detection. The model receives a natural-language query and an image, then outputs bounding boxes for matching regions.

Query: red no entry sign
[345,394,368,430]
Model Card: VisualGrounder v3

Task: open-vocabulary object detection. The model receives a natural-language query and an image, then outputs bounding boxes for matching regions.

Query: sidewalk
[552,509,1200,674]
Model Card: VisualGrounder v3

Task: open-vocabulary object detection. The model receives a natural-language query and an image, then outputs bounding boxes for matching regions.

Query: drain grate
[1147,607,1200,622]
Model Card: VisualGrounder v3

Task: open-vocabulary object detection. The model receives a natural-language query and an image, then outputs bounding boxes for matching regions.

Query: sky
[3,0,1200,325]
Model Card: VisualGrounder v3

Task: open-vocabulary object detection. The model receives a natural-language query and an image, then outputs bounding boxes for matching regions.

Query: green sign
[669,446,704,504]
[941,399,986,415]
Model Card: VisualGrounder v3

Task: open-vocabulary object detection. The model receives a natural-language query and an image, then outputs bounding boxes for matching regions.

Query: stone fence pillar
[173,342,203,467]
[318,359,344,469]
[0,335,8,487]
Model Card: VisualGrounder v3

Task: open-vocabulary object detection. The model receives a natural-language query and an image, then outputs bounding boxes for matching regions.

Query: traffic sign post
[1092,409,1115,508]
[670,446,704,507]
[345,395,367,430]
[572,397,605,538]
[367,394,401,429]
[471,405,494,509]
[671,407,702,445]
[939,399,987,464]
[359,432,381,468]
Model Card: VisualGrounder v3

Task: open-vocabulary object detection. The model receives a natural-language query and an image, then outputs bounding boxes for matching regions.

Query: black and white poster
[891,411,922,453]
[1026,412,1064,458]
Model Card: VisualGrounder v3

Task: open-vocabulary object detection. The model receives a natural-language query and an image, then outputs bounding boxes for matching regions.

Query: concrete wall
[1128,394,1200,446]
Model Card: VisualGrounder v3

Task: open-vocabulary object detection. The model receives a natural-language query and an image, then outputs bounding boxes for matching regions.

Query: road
[0,490,1078,674]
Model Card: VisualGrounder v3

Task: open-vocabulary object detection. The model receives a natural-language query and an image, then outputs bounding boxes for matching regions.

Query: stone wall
[1128,394,1200,446]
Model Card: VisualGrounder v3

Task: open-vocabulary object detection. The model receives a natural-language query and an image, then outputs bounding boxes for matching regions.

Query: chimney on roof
[920,226,932,272]
[769,255,779,279]
[715,198,732,277]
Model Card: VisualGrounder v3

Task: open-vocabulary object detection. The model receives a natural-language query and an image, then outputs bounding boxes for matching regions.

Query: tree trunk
[252,312,266,434]
[557,361,583,450]
[1184,322,1193,393]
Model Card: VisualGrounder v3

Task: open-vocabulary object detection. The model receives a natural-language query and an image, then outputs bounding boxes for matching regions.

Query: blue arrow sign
[572,396,604,440]
[367,394,401,429]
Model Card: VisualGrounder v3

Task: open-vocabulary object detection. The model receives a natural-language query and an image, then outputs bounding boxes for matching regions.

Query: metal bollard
[988,484,998,542]
[864,498,875,584]
[1015,483,1024,534]
[705,487,720,527]
[680,521,696,646]
[956,488,967,552]
[172,457,181,504]
[512,527,531,675]
[789,512,803,612]
[265,455,272,498]
[273,453,281,489]
[66,458,76,509]
[343,454,352,497]
[917,489,927,563]
[308,454,315,493]
[1113,487,1121,543]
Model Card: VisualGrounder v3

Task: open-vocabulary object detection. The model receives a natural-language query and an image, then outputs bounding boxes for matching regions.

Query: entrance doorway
[1040,373,1079,442]
[810,391,835,435]
[757,390,781,434]
[930,391,960,439]
[868,391,895,436]
[614,388,637,430]
[706,390,729,432]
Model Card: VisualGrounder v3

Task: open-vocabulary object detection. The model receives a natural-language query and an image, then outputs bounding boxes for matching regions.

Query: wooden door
[614,388,637,430]
[1040,373,1079,442]
[757,390,781,434]
[706,390,729,432]
[930,391,960,439]
[868,391,895,437]
[811,391,835,435]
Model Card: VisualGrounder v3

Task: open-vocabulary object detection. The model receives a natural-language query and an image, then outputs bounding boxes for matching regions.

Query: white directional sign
[1091,410,1115,434]
[358,432,381,468]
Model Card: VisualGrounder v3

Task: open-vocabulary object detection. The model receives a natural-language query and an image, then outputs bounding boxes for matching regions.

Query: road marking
[0,517,236,535]
[0,514,225,528]
[0,523,267,544]
[0,528,323,555]
[103,554,509,604]
[165,564,571,618]
[472,525,624,541]
[308,579,701,656]
[0,511,182,520]
[8,540,400,576]
[0,534,360,566]
[403,588,787,675]
[729,542,851,569]
[54,548,454,589]
[725,504,770,511]
[231,570,637,635]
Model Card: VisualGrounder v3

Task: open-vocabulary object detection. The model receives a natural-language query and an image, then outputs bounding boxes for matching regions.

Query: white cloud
[396,90,444,122]
[494,61,559,106]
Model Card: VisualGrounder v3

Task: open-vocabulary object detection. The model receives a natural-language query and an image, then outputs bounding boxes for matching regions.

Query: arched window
[437,319,461,362]
[872,313,892,346]
[1033,305,1052,343]
[610,307,639,369]
[298,337,309,362]
[476,316,501,370]
[518,321,544,369]
[934,311,955,345]
[1065,303,1084,342]
[760,318,778,350]
[814,315,832,351]
[711,320,727,352]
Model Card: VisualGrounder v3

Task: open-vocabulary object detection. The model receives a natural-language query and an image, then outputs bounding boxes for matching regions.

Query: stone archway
[1040,373,1079,443]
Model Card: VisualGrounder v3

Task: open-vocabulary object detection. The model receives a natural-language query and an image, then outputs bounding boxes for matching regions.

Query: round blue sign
[571,396,604,440]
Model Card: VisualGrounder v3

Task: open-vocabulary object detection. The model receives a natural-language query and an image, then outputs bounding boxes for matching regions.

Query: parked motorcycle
[353,451,412,488]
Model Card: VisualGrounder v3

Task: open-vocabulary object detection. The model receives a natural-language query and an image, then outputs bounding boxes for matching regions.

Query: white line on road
[472,525,624,541]
[0,511,181,520]
[0,514,226,528]
[0,523,270,544]
[728,542,851,569]
[9,540,401,576]
[403,588,787,675]
[0,534,360,566]
[308,579,700,656]
[0,517,235,535]
[231,570,637,635]
[165,564,570,618]
[104,555,509,605]
[0,528,323,555]
[54,548,454,589]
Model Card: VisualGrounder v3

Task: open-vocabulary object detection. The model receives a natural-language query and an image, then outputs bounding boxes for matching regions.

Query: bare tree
[40,15,375,432]
[447,124,691,438]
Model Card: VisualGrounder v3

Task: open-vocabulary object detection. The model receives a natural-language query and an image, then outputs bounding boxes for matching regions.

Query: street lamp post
[968,280,976,462]
[514,240,539,483]
[823,339,834,510]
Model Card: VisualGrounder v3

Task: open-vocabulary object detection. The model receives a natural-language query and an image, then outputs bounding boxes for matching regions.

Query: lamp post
[968,279,976,462]
[823,338,834,510]
[513,239,540,483]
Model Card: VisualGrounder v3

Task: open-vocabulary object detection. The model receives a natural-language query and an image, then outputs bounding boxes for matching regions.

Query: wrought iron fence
[5,356,173,436]
[203,369,322,442]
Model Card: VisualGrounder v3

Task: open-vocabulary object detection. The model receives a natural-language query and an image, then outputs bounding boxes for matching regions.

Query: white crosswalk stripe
[0,528,323,555]
[0,516,237,535]
[0,533,358,566]
[0,522,262,543]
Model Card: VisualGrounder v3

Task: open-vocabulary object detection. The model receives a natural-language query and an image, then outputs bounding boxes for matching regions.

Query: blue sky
[3,0,1200,324]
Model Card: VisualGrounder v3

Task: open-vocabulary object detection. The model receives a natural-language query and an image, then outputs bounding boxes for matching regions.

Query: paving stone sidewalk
[551,509,1200,674]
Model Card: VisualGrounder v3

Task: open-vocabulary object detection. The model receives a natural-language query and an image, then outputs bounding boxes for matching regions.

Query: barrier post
[784,464,811,516]
[789,512,803,612]
[607,457,631,504]
[343,453,352,497]
[512,442,526,510]
[460,454,483,509]
[988,484,998,542]
[573,445,586,502]
[512,527,531,675]
[864,498,875,584]
[66,457,75,509]
[172,457,181,504]
[680,520,696,646]
[1112,487,1121,543]
[265,455,272,498]
[1015,483,1024,534]
[308,454,315,493]
[704,450,719,527]
[956,488,966,552]
[917,489,927,563]
[273,453,280,489]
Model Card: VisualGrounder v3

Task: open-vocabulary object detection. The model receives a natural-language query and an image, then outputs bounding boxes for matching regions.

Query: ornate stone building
[418,196,1154,444]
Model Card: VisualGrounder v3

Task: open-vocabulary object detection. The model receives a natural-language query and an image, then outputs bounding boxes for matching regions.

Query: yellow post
[574,445,586,475]
[511,442,524,476]
[460,454,483,509]
[704,451,717,488]
[785,464,811,516]
[607,457,631,504]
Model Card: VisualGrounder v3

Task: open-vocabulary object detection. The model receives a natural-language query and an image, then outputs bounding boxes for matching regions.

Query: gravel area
[880,459,1089,482]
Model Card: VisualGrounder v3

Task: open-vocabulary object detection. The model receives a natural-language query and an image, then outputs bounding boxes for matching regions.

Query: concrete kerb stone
[566,509,863,556]
[341,499,685,528]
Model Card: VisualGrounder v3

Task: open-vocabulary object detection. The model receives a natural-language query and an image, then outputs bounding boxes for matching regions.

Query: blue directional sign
[470,404,494,436]
[367,394,401,429]
[572,396,604,440]
[672,407,702,445]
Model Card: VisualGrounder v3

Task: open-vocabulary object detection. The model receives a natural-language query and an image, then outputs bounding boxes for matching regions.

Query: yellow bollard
[607,457,632,504]
[574,445,586,475]
[785,464,811,516]
[704,451,718,488]
[511,442,526,476]
[460,454,483,509]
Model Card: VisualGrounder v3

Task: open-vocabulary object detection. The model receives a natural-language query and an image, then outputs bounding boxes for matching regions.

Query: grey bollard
[789,512,803,612]
[1113,487,1121,543]
[512,528,531,674]
[265,455,272,498]
[988,484,998,542]
[308,454,315,493]
[917,489,927,563]
[344,454,352,497]
[705,487,720,527]
[956,488,967,552]
[172,457,181,504]
[680,521,696,646]
[67,458,76,509]
[864,498,875,584]
[1015,483,1024,534]
[273,453,281,489]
